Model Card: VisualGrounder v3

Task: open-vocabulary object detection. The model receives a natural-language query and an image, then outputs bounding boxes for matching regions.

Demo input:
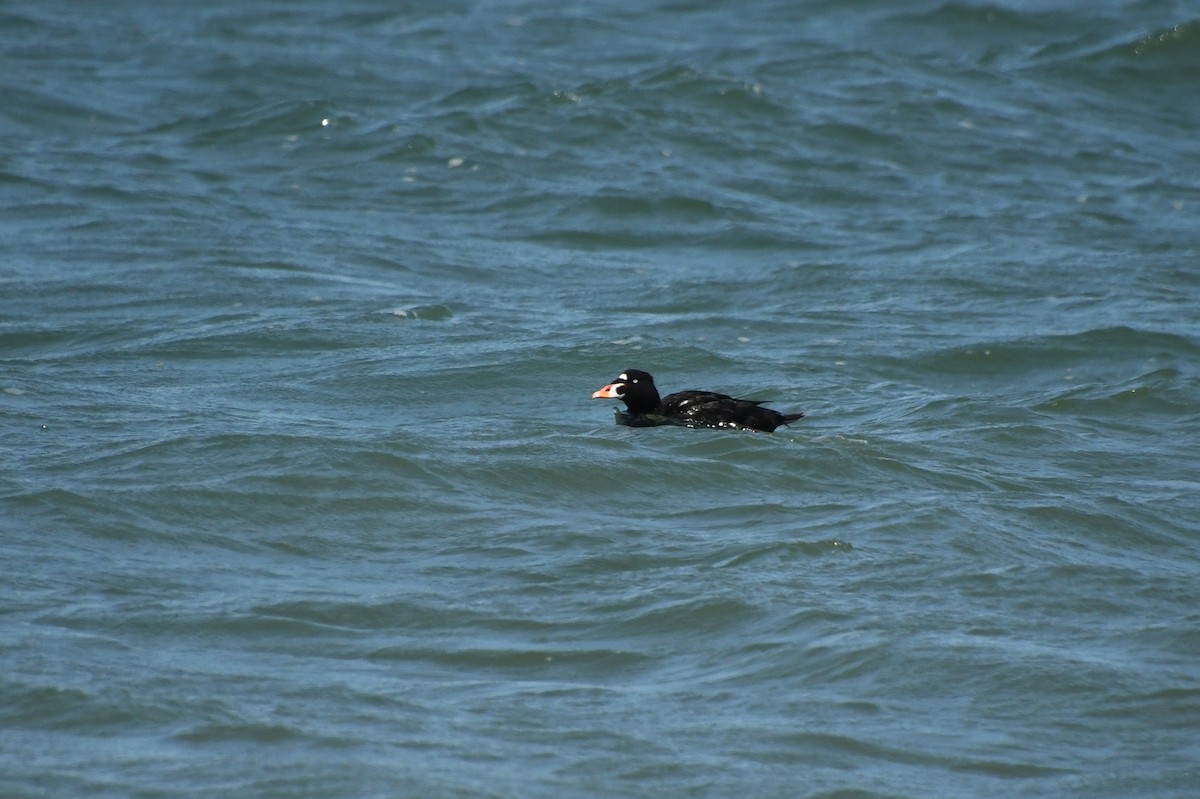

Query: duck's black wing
[661,390,801,432]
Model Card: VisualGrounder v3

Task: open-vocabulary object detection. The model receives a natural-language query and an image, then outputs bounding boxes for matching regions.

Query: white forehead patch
[618,373,627,380]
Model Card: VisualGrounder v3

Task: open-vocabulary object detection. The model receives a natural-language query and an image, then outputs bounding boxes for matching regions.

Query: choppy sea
[3,2,1199,797]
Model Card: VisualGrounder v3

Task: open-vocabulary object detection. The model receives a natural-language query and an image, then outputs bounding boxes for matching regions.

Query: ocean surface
[3,1,1199,797]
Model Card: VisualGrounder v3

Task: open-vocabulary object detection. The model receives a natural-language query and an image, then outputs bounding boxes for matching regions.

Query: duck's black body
[591,369,804,432]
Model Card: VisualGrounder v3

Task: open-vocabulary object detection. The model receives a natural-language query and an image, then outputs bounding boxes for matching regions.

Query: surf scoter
[591,369,804,432]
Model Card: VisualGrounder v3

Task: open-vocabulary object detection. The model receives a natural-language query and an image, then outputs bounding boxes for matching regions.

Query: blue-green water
[3,2,1199,797]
